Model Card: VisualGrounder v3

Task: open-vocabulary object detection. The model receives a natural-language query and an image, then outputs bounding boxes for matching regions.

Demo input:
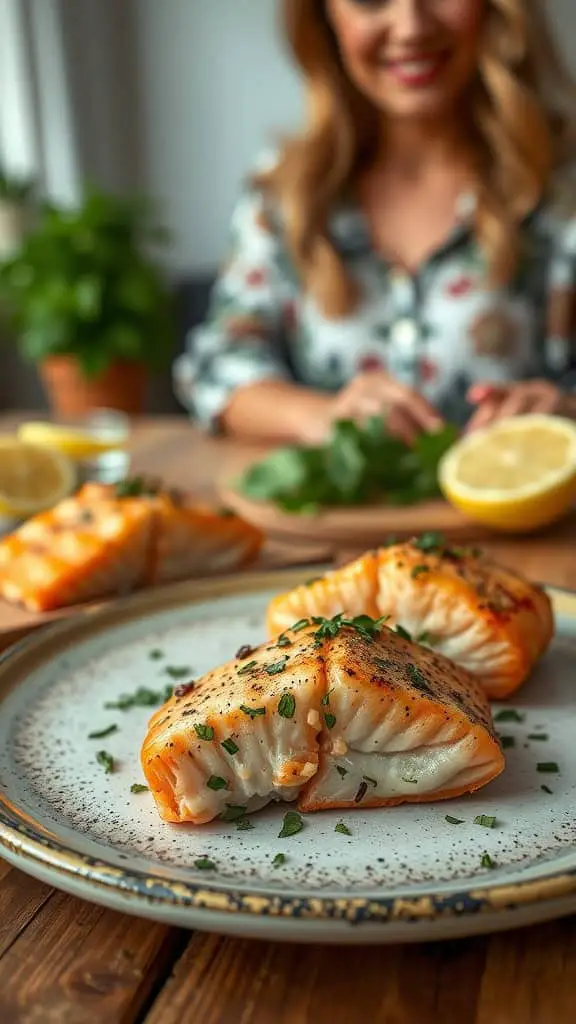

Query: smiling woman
[174,0,576,445]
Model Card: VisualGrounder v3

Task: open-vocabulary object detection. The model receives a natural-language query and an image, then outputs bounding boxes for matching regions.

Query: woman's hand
[466,380,576,433]
[325,371,444,445]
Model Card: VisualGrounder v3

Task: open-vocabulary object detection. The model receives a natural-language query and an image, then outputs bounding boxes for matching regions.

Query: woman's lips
[382,53,450,88]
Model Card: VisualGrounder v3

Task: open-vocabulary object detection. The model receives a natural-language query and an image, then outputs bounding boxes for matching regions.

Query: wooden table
[1,415,576,1024]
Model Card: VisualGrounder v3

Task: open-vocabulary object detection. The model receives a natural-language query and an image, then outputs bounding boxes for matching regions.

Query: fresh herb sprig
[238,418,459,514]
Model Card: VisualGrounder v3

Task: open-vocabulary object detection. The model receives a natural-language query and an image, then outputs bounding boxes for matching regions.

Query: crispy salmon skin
[141,616,504,825]
[267,538,553,699]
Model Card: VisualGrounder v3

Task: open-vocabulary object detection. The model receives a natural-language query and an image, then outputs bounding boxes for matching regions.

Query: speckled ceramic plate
[1,571,576,945]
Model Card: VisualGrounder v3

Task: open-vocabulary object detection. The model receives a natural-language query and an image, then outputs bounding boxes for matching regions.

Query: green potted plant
[0,187,175,416]
[0,169,35,259]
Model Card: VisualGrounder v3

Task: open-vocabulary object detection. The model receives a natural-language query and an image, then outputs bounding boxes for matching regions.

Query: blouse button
[389,317,420,355]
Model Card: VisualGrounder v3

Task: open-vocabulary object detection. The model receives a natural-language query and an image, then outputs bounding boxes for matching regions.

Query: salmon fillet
[0,478,262,612]
[267,540,554,700]
[141,617,504,825]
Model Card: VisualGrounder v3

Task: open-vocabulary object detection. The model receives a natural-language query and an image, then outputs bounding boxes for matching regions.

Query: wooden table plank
[0,866,53,960]
[0,878,185,1024]
[145,932,488,1024]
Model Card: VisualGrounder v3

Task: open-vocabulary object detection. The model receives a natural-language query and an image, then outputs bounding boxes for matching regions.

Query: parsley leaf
[88,724,118,740]
[278,811,304,838]
[194,724,215,742]
[96,750,115,774]
[130,784,149,794]
[335,822,352,836]
[278,693,296,719]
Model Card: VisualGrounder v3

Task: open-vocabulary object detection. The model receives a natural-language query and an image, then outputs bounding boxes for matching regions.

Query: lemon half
[0,437,76,517]
[438,415,576,532]
[18,421,123,461]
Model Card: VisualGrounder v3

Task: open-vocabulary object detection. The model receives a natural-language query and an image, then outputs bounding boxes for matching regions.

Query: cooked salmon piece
[0,478,262,612]
[267,539,553,700]
[141,616,504,825]
[0,496,153,612]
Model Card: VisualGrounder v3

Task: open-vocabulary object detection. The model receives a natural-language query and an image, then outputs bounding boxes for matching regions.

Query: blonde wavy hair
[258,0,576,318]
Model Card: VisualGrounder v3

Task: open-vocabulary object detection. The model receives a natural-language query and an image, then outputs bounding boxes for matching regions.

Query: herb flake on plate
[96,750,115,774]
[494,709,524,723]
[88,724,118,740]
[273,853,286,868]
[164,666,192,681]
[541,785,553,794]
[220,804,247,823]
[278,811,304,839]
[130,784,149,794]
[149,649,164,661]
[105,685,173,711]
[528,733,549,741]
[445,815,464,825]
[499,735,515,749]
[537,762,559,773]
[335,822,352,836]
[195,858,217,871]
[481,853,496,870]
[474,815,497,828]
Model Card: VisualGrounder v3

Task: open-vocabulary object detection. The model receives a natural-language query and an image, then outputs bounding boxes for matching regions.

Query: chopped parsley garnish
[324,712,337,730]
[311,613,388,646]
[237,661,258,676]
[194,724,215,742]
[149,649,164,660]
[494,709,524,723]
[278,693,296,719]
[537,762,559,773]
[221,738,239,756]
[276,634,292,648]
[335,822,352,836]
[445,815,464,825]
[321,689,333,707]
[164,665,192,680]
[291,619,310,632]
[395,625,412,642]
[474,815,497,828]
[411,565,430,579]
[130,784,149,794]
[528,733,549,741]
[273,853,286,867]
[336,765,348,778]
[413,532,445,553]
[499,735,515,749]
[195,857,216,871]
[88,724,118,740]
[220,804,247,823]
[266,657,289,676]
[96,750,115,774]
[541,785,553,794]
[240,705,266,719]
[105,685,173,711]
[207,775,228,791]
[236,644,255,660]
[278,811,304,838]
[236,817,254,831]
[481,853,496,870]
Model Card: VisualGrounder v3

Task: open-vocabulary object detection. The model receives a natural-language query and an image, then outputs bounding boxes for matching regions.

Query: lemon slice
[438,415,576,532]
[0,437,76,517]
[17,421,123,461]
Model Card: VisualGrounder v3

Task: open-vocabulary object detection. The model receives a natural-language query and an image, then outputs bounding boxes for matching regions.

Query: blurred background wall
[0,0,574,411]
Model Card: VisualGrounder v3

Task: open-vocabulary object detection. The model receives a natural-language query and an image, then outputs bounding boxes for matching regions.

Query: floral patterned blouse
[174,157,576,430]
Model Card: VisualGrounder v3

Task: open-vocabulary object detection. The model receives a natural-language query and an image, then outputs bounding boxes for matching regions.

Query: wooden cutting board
[219,483,496,548]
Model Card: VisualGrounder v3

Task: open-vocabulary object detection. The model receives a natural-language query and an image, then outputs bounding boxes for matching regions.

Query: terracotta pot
[39,357,148,418]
